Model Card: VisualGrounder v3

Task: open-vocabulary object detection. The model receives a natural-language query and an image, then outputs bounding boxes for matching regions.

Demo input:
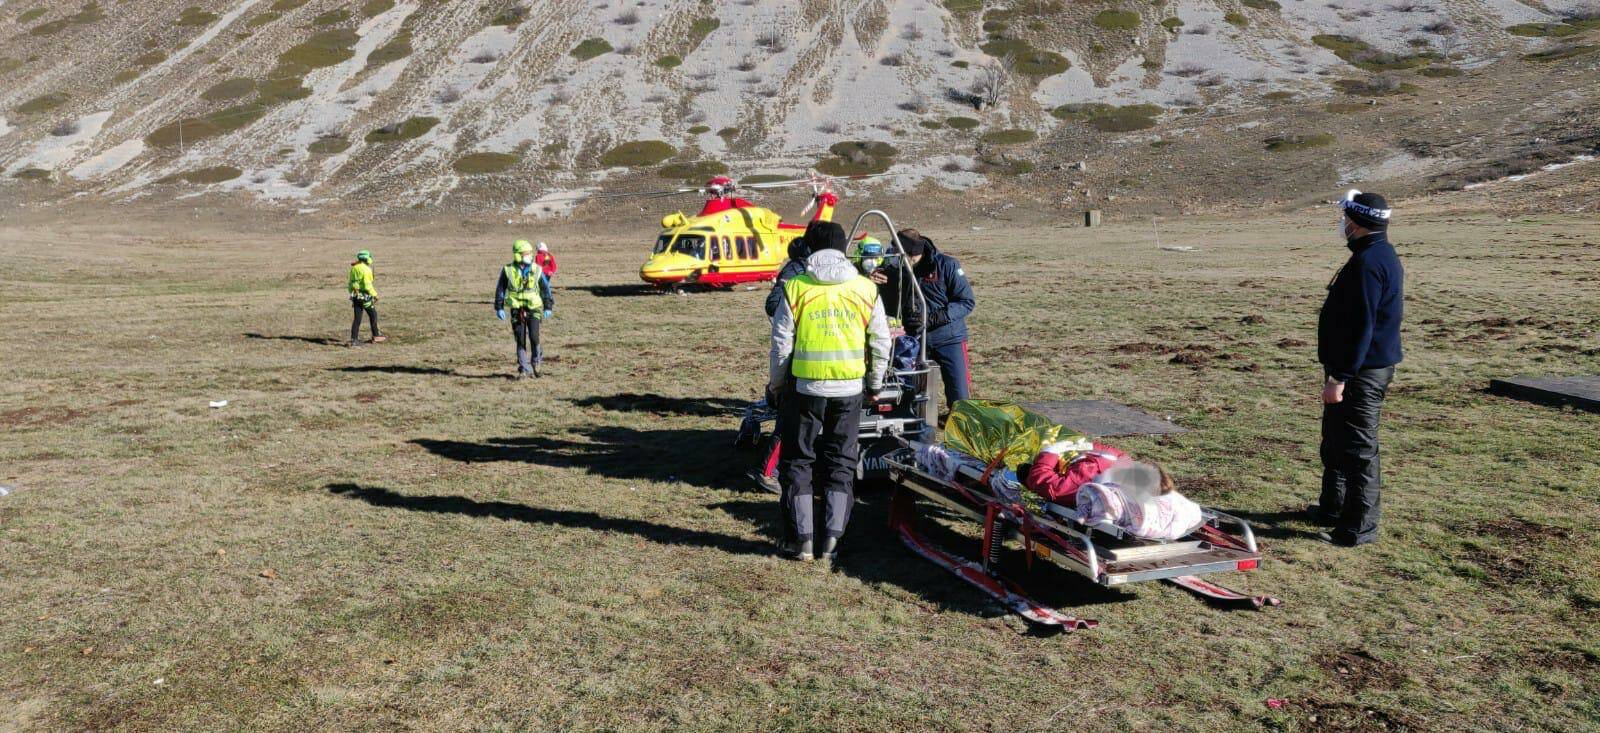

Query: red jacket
[535,251,557,278]
[1025,444,1126,506]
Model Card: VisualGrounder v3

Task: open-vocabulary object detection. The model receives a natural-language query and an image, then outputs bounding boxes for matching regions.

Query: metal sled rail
[885,449,1279,625]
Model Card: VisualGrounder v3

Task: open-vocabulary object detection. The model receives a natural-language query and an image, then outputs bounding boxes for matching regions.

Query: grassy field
[1,202,1597,731]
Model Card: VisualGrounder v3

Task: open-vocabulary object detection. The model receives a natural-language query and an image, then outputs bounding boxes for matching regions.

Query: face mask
[859,257,881,274]
[523,255,534,264]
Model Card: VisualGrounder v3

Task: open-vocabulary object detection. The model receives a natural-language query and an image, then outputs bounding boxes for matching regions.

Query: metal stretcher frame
[885,446,1280,628]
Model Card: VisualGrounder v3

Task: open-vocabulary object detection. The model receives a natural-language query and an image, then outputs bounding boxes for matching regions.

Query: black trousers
[511,308,541,373]
[779,390,862,542]
[1319,366,1394,545]
[349,297,379,341]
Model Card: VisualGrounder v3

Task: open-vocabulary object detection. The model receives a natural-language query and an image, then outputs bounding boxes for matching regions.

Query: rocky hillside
[0,0,1596,215]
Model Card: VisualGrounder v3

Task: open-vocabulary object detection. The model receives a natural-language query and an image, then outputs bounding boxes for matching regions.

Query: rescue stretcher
[885,441,1280,629]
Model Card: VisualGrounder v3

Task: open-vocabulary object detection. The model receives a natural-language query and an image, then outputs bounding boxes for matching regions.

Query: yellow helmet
[513,240,533,255]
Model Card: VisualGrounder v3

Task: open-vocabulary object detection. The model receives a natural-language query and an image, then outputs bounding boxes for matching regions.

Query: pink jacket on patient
[1024,444,1127,506]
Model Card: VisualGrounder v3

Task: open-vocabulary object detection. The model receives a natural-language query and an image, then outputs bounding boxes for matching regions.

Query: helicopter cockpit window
[654,234,673,254]
[671,235,706,260]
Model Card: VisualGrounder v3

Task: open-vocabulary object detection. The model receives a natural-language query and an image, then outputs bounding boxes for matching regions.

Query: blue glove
[543,310,553,320]
[496,309,507,321]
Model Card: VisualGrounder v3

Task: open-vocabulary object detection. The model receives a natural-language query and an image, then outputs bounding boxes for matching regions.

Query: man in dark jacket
[1314,190,1404,547]
[765,235,811,318]
[871,229,976,411]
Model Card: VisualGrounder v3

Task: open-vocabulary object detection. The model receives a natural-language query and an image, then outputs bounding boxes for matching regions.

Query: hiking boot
[819,536,839,563]
[531,364,542,378]
[370,335,388,343]
[1305,504,1339,526]
[1316,531,1363,548]
[749,471,781,494]
[345,340,360,348]
[790,538,814,562]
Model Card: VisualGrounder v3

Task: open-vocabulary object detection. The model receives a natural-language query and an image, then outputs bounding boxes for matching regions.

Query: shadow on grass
[568,393,749,417]
[243,332,343,346]
[714,490,1136,622]
[328,365,510,380]
[1221,508,1328,541]
[558,284,662,298]
[411,427,744,490]
[327,483,770,557]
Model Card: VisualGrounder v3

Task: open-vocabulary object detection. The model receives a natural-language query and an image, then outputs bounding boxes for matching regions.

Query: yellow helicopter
[578,173,891,287]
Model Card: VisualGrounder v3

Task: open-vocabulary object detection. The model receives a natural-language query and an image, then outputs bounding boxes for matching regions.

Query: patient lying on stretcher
[1024,441,1203,540]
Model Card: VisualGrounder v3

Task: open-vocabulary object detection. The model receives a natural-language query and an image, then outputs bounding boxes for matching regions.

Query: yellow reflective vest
[783,273,878,380]
[348,262,376,298]
[502,263,544,311]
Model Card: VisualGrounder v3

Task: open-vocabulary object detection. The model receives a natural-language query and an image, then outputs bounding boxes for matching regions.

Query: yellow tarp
[942,400,1086,471]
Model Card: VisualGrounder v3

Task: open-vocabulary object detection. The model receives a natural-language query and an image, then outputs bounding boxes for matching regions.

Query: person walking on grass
[495,240,554,379]
[347,249,386,347]
[1314,190,1404,547]
[769,221,891,562]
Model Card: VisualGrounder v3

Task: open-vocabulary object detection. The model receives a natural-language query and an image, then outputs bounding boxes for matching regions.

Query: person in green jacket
[494,240,554,378]
[347,250,386,346]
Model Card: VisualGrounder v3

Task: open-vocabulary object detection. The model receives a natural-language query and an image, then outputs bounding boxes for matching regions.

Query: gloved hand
[903,308,924,334]
[496,309,507,321]
[765,384,781,409]
[927,308,951,328]
[543,310,553,320]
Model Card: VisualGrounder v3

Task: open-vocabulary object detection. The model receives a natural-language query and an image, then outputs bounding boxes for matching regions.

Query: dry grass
[0,203,1597,731]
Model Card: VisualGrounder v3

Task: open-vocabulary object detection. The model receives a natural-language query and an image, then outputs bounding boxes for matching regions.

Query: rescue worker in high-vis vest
[767,221,891,562]
[494,240,554,378]
[347,250,386,346]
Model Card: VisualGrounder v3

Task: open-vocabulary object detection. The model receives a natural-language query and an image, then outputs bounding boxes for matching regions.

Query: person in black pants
[870,229,976,413]
[768,222,891,562]
[1315,190,1404,547]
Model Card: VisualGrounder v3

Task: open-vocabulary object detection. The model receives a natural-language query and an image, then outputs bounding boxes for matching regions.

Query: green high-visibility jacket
[348,262,376,298]
[783,273,878,380]
[502,263,544,311]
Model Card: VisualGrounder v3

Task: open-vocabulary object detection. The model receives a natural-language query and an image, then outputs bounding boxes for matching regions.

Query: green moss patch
[365,116,439,143]
[658,160,728,181]
[946,116,980,130]
[1052,103,1162,132]
[1263,90,1295,101]
[1264,133,1334,152]
[246,11,280,28]
[202,78,256,102]
[308,136,351,154]
[716,127,739,140]
[0,58,22,76]
[453,152,521,174]
[1224,12,1248,27]
[1242,0,1280,9]
[112,69,141,84]
[361,0,395,16]
[1325,101,1372,113]
[16,93,70,115]
[13,168,53,181]
[571,37,613,61]
[177,6,218,26]
[943,0,981,11]
[817,141,897,176]
[1161,17,1184,31]
[1506,22,1583,38]
[1092,10,1139,30]
[599,140,676,167]
[279,29,360,71]
[974,156,1034,176]
[18,8,47,23]
[1417,65,1463,77]
[367,31,413,68]
[271,0,310,10]
[919,119,944,129]
[133,50,168,67]
[491,7,529,28]
[979,37,1070,76]
[981,128,1037,144]
[1333,78,1419,96]
[157,165,243,184]
[313,9,351,26]
[1314,34,1438,71]
[655,55,682,69]
[256,77,312,105]
[1523,44,1598,61]
[686,125,710,135]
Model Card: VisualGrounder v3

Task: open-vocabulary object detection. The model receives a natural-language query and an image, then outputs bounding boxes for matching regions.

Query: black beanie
[897,229,927,257]
[805,221,848,253]
[1343,191,1391,231]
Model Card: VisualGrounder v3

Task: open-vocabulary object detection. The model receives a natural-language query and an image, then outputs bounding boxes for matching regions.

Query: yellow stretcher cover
[942,400,1087,471]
